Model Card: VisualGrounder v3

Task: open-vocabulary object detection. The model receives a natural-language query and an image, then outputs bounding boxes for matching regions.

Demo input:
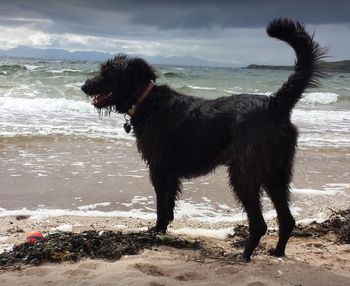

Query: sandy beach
[1,137,350,285]
[0,214,350,286]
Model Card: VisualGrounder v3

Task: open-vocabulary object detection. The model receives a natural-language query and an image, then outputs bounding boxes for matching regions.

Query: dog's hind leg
[149,172,181,233]
[264,168,295,257]
[229,168,267,262]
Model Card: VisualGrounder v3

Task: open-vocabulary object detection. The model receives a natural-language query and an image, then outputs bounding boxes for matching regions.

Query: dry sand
[0,215,349,286]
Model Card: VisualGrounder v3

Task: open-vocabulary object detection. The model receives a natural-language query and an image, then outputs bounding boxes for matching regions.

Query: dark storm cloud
[2,0,350,37]
[0,0,349,65]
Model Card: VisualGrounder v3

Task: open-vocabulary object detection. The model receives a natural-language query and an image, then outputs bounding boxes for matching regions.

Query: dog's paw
[148,225,167,234]
[232,252,251,263]
[268,248,285,257]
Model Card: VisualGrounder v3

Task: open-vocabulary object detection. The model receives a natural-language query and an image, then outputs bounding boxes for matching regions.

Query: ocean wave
[43,69,97,77]
[0,63,96,77]
[49,69,81,74]
[0,200,303,224]
[292,109,350,125]
[301,92,339,105]
[0,96,92,113]
[220,90,343,105]
[0,96,134,140]
[24,65,44,71]
[186,85,217,91]
[0,64,27,71]
[0,64,27,74]
[292,109,350,148]
[223,89,272,96]
[162,71,187,78]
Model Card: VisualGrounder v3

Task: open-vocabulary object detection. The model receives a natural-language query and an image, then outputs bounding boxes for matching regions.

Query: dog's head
[81,54,157,113]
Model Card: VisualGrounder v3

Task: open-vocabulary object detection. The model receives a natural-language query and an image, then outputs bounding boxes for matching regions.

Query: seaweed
[0,231,201,270]
[1,209,349,269]
[229,209,350,245]
[293,209,350,243]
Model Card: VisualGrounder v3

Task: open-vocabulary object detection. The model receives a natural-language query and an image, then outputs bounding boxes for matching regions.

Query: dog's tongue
[92,93,111,108]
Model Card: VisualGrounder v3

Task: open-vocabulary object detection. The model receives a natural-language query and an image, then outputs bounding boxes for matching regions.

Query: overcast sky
[0,0,349,66]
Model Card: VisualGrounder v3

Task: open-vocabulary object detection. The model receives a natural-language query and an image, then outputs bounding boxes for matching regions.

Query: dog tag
[124,122,132,133]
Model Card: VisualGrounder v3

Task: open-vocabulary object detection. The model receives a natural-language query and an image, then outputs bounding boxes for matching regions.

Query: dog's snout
[81,84,87,93]
[81,80,91,94]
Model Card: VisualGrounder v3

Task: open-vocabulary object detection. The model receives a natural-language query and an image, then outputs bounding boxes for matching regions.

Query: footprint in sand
[133,262,204,282]
[64,269,90,276]
[214,265,242,275]
[246,282,267,286]
[24,268,50,277]
[174,271,204,281]
[149,282,166,286]
[133,263,165,277]
[77,261,100,270]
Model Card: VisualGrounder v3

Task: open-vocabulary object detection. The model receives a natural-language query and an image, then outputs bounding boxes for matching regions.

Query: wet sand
[1,136,349,219]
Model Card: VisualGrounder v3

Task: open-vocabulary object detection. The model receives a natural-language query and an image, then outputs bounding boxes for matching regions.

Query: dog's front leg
[148,172,180,233]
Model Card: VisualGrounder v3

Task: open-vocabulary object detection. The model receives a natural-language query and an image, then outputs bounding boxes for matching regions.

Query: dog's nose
[81,82,89,93]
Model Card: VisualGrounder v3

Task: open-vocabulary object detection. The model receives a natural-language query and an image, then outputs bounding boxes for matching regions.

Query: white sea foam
[1,92,349,147]
[50,224,74,233]
[223,89,272,96]
[0,96,92,113]
[292,183,350,197]
[170,227,234,240]
[292,188,341,196]
[301,92,339,105]
[0,199,301,224]
[24,65,44,71]
[292,109,350,147]
[0,244,14,255]
[0,96,134,140]
[297,213,328,224]
[50,69,82,74]
[187,85,217,91]
[78,202,111,211]
[0,236,9,243]
[0,207,157,221]
[221,90,340,105]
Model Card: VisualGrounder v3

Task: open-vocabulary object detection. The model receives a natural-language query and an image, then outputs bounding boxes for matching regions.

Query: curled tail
[267,18,327,116]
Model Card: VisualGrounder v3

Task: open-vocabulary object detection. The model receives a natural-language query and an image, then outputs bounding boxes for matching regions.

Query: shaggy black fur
[81,18,326,262]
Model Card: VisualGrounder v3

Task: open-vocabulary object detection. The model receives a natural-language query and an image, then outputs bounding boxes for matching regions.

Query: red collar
[127,81,154,116]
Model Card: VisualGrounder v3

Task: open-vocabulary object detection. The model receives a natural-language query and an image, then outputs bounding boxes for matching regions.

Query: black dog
[82,18,325,262]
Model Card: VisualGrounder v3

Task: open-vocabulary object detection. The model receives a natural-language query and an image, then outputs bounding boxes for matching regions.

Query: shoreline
[1,136,349,223]
[1,134,349,285]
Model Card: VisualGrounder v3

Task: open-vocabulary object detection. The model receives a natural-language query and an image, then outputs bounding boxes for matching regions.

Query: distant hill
[0,46,112,61]
[319,60,350,73]
[0,46,225,67]
[245,60,350,73]
[245,64,292,71]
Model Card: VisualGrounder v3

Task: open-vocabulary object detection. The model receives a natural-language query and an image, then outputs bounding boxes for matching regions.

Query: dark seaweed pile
[229,209,350,247]
[1,209,349,269]
[293,209,350,243]
[0,231,201,270]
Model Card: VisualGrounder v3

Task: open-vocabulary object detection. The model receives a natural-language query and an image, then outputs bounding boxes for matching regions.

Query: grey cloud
[0,0,349,65]
[2,0,350,37]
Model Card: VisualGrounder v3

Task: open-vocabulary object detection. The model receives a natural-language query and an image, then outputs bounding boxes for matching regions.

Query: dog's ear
[106,56,157,113]
[128,58,157,83]
[106,61,125,80]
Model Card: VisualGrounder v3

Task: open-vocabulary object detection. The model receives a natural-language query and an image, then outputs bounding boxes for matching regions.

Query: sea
[1,57,349,224]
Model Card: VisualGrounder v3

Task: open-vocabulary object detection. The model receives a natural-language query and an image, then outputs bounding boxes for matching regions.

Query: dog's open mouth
[92,92,113,108]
